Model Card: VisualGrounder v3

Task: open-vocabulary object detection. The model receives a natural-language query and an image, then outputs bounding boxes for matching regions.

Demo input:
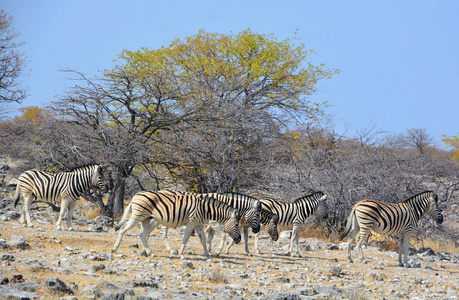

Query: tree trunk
[107,170,126,219]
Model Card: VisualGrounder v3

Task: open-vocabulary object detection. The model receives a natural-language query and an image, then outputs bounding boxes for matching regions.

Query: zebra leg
[289,225,301,257]
[243,226,250,255]
[159,226,178,255]
[356,229,370,264]
[178,223,198,259]
[210,223,226,256]
[139,218,155,256]
[111,217,142,254]
[19,201,26,226]
[345,218,360,263]
[66,200,77,231]
[195,225,212,260]
[23,193,34,228]
[225,239,235,254]
[402,233,412,268]
[56,198,70,231]
[205,226,215,253]
[254,232,262,254]
[398,235,404,266]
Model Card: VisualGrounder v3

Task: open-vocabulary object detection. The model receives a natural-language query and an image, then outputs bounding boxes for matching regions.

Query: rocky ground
[1,197,459,300]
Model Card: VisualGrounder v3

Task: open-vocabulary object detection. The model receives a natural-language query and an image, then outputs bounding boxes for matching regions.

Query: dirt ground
[1,215,459,299]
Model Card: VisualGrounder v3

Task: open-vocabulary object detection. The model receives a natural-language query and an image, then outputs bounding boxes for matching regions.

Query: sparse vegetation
[208,268,229,284]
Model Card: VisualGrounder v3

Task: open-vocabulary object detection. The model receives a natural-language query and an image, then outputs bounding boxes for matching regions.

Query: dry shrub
[412,238,459,254]
[299,222,334,242]
[208,268,228,284]
[82,204,103,219]
[343,289,370,300]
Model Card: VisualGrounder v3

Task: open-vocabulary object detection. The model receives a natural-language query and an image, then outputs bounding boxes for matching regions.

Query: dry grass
[343,289,371,300]
[208,268,229,284]
[412,238,459,253]
[299,223,336,242]
[301,224,459,254]
[82,204,103,219]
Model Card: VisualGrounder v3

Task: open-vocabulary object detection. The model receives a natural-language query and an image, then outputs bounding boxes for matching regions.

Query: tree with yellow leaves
[442,135,459,161]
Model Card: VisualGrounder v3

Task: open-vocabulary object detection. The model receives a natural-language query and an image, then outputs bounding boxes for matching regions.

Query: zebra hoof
[68,227,74,231]
[140,250,148,257]
[56,227,62,231]
[27,224,34,228]
[169,249,178,255]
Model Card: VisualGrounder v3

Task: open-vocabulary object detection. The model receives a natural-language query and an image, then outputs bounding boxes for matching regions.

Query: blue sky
[3,1,459,146]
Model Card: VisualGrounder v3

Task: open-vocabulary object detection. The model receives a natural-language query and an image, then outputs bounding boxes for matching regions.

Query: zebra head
[263,211,279,242]
[93,165,109,193]
[224,209,242,244]
[247,199,261,234]
[425,193,443,225]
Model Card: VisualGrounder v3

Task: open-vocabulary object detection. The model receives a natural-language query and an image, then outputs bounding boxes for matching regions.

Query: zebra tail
[114,202,132,231]
[13,184,21,208]
[339,209,355,240]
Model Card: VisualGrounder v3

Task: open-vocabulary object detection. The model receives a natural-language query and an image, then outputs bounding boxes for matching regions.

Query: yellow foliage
[442,134,459,162]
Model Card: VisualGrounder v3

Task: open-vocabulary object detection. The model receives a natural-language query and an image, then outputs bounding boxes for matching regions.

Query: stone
[267,291,302,300]
[418,246,435,256]
[81,284,104,298]
[27,259,47,271]
[91,264,106,272]
[329,265,342,277]
[325,244,339,250]
[7,235,31,249]
[279,231,292,239]
[0,286,41,299]
[1,254,15,261]
[181,260,194,269]
[44,277,74,296]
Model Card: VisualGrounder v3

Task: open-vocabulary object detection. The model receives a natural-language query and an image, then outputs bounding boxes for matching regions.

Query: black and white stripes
[111,190,242,259]
[339,191,443,267]
[257,191,327,257]
[13,165,108,231]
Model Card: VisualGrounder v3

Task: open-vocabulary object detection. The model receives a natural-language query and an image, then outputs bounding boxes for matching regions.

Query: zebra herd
[11,164,444,267]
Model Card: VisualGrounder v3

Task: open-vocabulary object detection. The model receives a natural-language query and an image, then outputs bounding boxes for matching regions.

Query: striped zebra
[111,190,242,260]
[13,165,108,231]
[210,208,279,255]
[255,191,327,257]
[339,191,443,267]
[162,189,263,256]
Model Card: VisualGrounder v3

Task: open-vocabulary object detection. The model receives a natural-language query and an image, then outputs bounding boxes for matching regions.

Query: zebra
[339,191,444,267]
[13,165,108,231]
[209,208,279,255]
[161,189,263,256]
[255,191,327,257]
[111,190,242,260]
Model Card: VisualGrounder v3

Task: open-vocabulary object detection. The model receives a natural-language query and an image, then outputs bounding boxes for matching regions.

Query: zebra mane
[201,195,238,213]
[402,191,436,205]
[219,192,260,204]
[69,164,100,172]
[293,191,325,203]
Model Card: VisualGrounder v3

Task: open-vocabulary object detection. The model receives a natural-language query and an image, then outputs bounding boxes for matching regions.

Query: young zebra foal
[13,165,108,231]
[339,191,444,267]
[111,190,241,260]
